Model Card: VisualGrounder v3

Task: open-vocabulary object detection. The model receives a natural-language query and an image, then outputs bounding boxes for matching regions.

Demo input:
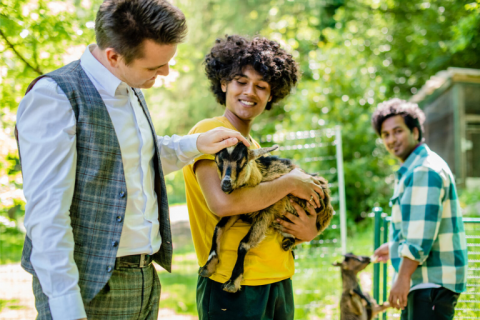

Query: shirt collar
[396,143,428,178]
[80,44,124,97]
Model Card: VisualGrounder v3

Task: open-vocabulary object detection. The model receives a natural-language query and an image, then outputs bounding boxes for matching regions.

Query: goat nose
[221,177,232,192]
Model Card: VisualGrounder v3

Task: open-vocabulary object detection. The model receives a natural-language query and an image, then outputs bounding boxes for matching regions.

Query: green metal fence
[372,207,480,319]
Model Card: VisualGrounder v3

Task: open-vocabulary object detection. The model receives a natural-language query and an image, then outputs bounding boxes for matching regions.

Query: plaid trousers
[33,263,161,320]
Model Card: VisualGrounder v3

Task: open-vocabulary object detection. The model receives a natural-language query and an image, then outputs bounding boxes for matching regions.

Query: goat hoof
[222,280,240,293]
[282,238,295,251]
[198,266,213,278]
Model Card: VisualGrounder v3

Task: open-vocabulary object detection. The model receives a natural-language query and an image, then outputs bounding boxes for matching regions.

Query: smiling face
[115,39,177,89]
[381,115,419,162]
[221,65,272,122]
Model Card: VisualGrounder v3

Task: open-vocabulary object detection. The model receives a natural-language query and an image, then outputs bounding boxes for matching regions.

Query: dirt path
[0,263,197,320]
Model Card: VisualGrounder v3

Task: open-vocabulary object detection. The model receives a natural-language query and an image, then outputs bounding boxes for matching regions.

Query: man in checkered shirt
[371,99,468,320]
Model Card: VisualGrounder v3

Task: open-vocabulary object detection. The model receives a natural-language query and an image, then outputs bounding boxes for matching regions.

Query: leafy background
[1,1,480,319]
[1,0,480,253]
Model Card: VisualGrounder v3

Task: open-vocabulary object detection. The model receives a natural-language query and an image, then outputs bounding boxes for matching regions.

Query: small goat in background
[333,253,390,320]
[199,142,334,293]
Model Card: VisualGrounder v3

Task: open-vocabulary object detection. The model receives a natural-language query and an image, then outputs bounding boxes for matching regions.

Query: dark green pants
[197,276,294,320]
[400,287,460,320]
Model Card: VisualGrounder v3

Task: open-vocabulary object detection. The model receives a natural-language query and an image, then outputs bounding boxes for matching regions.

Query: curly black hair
[371,98,426,142]
[204,35,300,110]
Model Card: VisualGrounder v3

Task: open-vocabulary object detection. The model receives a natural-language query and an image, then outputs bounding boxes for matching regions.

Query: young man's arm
[389,257,419,309]
[17,78,86,320]
[157,128,250,176]
[389,166,444,310]
[195,160,325,217]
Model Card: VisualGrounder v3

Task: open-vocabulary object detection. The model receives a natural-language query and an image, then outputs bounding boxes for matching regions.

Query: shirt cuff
[180,133,201,159]
[49,290,86,320]
[398,242,427,265]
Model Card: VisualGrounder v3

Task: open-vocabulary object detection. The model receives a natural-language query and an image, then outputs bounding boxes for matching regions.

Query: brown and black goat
[198,142,334,293]
[333,253,390,320]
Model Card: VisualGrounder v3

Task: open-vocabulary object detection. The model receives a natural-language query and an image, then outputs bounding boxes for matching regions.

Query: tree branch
[0,28,43,75]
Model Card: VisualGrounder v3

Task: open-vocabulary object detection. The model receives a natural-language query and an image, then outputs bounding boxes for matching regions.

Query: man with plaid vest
[15,1,250,319]
[372,99,468,320]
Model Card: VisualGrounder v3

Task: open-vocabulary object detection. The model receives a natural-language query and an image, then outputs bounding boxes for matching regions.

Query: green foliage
[459,188,480,217]
[449,0,480,54]
[1,0,479,227]
[164,170,187,205]
[0,223,24,264]
[0,0,99,109]
[148,0,480,223]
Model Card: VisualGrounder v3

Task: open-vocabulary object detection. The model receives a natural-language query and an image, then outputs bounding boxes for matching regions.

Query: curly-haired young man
[183,35,325,320]
[372,99,468,320]
[16,1,251,319]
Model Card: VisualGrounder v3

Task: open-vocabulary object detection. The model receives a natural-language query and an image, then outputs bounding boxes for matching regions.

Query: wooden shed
[411,67,480,189]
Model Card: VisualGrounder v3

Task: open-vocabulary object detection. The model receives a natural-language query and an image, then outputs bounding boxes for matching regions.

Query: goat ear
[247,145,279,161]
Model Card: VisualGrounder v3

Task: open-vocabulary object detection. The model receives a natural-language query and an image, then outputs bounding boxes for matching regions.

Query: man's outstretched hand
[197,127,251,154]
[373,242,390,263]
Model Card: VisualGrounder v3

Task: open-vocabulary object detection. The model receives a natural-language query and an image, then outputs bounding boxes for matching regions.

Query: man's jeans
[401,287,460,320]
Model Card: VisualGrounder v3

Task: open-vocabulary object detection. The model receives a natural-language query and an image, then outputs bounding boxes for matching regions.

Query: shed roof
[411,67,480,104]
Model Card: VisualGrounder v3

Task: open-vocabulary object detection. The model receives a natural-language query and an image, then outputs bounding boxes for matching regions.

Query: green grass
[0,299,26,312]
[159,271,198,314]
[160,223,480,320]
[2,217,478,319]
[159,226,376,319]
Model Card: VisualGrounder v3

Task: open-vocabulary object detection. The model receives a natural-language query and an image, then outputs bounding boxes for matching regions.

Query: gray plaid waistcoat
[17,60,173,303]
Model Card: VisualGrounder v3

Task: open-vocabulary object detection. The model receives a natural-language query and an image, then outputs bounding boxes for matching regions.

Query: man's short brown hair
[95,0,187,64]
[371,98,426,142]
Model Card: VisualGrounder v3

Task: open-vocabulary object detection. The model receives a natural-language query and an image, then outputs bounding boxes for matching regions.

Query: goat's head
[332,253,371,274]
[215,142,278,193]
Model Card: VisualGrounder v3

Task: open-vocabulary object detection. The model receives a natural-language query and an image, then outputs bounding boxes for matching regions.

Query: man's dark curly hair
[371,98,426,142]
[204,35,300,110]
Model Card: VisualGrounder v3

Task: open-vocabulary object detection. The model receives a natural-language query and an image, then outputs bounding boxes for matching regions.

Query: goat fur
[199,143,334,293]
[333,253,390,320]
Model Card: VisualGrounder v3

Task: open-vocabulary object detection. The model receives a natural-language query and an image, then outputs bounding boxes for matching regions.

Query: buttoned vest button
[119,191,126,198]
[107,265,113,273]
[116,216,123,222]
[112,241,118,247]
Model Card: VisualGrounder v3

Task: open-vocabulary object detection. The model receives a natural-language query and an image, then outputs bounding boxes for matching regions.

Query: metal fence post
[335,126,347,254]
[373,207,383,306]
[382,214,389,320]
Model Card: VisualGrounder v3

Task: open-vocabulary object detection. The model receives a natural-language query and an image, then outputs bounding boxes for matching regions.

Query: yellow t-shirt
[183,116,295,285]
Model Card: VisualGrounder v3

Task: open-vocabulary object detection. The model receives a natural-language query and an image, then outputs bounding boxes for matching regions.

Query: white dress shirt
[17,44,201,320]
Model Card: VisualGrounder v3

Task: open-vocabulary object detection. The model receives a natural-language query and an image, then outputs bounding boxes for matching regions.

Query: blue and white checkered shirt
[389,144,468,293]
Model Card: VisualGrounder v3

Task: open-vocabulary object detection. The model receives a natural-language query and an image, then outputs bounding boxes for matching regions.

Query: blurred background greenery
[1,0,480,318]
